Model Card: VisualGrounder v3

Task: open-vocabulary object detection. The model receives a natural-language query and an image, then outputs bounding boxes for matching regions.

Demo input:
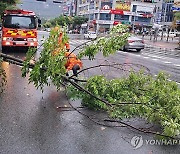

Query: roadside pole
[132,11,136,32]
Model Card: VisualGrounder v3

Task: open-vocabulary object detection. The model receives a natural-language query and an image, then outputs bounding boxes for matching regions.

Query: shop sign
[97,20,113,24]
[100,10,111,13]
[115,2,131,11]
[136,5,154,13]
[101,2,112,10]
[110,10,123,14]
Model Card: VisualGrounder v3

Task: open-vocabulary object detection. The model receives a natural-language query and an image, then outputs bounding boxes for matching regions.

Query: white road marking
[133,54,140,57]
[164,61,172,64]
[143,56,149,59]
[142,53,167,59]
[168,79,180,85]
[149,55,161,58]
[174,64,180,67]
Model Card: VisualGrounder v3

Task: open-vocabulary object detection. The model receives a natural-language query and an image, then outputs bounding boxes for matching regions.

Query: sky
[17,0,63,19]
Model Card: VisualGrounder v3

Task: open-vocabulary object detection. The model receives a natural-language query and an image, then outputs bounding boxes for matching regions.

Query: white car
[84,31,97,39]
[123,36,145,52]
[164,32,176,38]
[46,28,51,32]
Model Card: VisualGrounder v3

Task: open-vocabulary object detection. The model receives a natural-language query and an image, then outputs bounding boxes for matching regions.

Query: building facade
[76,0,176,33]
[77,0,157,33]
[159,0,174,26]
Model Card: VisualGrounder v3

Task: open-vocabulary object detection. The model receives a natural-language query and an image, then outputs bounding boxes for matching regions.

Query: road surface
[0,31,180,154]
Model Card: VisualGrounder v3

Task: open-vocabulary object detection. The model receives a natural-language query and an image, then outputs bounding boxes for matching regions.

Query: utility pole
[163,1,167,24]
[132,11,136,33]
[163,1,169,41]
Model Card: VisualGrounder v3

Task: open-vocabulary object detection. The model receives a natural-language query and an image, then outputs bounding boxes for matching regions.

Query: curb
[144,40,179,51]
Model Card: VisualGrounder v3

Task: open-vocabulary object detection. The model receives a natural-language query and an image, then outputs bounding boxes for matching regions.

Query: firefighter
[64,52,82,77]
[52,27,82,76]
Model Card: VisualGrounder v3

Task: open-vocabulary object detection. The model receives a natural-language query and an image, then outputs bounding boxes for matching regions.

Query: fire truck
[1,9,40,52]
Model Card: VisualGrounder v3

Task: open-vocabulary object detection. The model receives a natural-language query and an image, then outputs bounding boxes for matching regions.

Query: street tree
[43,15,72,30]
[172,12,180,30]
[0,0,19,15]
[72,16,88,30]
[0,24,180,139]
[175,12,180,20]
[43,15,87,30]
[43,20,52,28]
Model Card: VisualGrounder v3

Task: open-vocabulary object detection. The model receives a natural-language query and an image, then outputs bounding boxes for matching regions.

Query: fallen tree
[0,24,180,139]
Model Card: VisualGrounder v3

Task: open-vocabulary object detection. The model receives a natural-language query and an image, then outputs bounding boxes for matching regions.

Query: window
[132,5,137,12]
[3,15,36,29]
[132,16,151,23]
[90,14,94,20]
[114,15,129,21]
[95,13,98,19]
[89,1,94,9]
[99,13,111,20]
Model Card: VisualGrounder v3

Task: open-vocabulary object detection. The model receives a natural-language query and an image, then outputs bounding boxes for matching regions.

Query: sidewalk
[142,35,179,50]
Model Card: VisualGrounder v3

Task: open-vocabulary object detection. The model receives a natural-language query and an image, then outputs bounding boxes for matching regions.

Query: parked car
[68,30,73,34]
[164,32,176,38]
[123,36,145,52]
[46,28,51,32]
[84,31,97,39]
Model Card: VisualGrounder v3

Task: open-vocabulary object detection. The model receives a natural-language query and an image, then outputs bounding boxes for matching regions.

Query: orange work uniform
[52,29,82,71]
[64,52,82,71]
[58,32,70,51]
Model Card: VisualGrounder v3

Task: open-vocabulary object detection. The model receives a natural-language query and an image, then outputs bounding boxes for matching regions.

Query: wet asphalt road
[0,32,180,154]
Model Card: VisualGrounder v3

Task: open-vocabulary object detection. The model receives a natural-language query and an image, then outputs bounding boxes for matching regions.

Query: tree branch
[104,119,177,139]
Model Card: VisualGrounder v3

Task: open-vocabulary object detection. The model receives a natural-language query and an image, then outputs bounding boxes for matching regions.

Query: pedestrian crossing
[39,38,180,61]
[69,39,90,47]
[143,44,180,59]
[69,39,180,60]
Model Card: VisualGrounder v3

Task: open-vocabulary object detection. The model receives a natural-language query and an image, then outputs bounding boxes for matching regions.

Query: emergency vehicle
[1,9,40,52]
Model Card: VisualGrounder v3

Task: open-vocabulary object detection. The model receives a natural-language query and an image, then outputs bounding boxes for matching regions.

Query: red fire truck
[1,9,40,52]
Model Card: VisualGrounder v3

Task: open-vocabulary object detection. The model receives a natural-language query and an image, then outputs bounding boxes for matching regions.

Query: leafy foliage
[0,0,19,16]
[22,24,180,138]
[43,15,88,29]
[72,16,88,28]
[175,12,180,21]
[172,12,180,30]
[22,26,68,90]
[67,71,180,137]
[22,24,130,90]
[0,23,179,139]
[78,24,130,60]
[45,15,72,28]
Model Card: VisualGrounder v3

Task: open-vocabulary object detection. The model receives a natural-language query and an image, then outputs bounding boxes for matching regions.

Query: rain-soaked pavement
[0,32,180,154]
